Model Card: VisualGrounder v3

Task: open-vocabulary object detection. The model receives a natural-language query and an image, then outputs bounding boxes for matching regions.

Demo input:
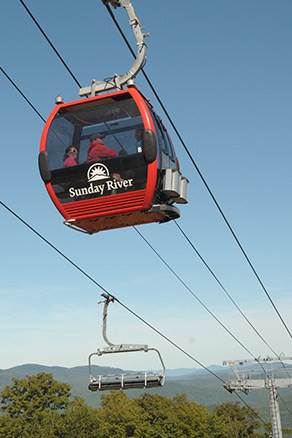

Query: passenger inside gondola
[87,133,118,162]
[63,145,79,167]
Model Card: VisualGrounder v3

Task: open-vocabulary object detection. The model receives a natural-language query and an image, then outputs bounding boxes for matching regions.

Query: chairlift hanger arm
[101,293,115,347]
[100,293,151,352]
[80,0,148,97]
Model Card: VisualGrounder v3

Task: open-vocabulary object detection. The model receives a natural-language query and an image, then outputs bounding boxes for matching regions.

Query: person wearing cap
[87,134,118,162]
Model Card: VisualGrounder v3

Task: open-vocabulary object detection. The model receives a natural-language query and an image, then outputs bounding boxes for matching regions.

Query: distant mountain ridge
[0,363,234,412]
[0,363,226,380]
[1,363,292,428]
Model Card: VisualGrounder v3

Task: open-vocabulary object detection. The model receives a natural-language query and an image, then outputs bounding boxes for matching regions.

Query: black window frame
[152,112,175,162]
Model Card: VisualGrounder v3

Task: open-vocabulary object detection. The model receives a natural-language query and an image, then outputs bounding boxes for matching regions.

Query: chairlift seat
[88,372,165,391]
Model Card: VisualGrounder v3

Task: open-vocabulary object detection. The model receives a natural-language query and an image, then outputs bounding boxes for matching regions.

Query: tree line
[0,372,285,437]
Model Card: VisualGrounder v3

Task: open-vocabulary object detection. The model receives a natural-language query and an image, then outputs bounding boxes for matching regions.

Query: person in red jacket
[63,145,79,167]
[87,134,118,162]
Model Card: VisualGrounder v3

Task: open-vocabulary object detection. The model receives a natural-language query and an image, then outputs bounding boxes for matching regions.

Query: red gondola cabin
[39,87,188,233]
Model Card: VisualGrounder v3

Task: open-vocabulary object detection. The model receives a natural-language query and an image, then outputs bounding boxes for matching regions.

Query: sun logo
[87,163,110,182]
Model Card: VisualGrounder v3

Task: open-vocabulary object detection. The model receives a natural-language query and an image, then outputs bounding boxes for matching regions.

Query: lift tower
[223,356,292,438]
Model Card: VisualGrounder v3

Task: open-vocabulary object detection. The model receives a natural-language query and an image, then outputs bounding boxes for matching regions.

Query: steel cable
[0,197,267,426]
[103,1,292,340]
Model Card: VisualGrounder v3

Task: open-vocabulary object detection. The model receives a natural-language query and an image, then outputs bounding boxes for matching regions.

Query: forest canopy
[0,372,278,437]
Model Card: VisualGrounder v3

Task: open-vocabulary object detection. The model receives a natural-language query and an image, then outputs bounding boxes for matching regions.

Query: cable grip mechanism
[80,0,148,97]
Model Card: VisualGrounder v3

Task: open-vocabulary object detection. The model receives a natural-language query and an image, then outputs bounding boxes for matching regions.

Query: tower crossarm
[225,378,292,392]
[224,378,265,393]
[223,356,292,438]
[272,378,292,389]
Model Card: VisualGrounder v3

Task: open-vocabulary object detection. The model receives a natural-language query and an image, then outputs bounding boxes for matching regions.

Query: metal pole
[266,378,283,438]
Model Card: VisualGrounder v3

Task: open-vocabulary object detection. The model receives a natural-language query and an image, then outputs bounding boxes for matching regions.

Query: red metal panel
[72,209,169,234]
[62,189,145,220]
[47,182,69,219]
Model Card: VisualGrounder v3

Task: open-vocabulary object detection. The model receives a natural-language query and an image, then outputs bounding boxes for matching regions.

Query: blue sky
[0,0,292,372]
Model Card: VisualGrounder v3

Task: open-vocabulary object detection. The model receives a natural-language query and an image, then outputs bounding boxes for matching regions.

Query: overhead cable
[2,17,289,378]
[173,220,291,379]
[16,0,291,356]
[134,226,269,376]
[0,66,45,123]
[133,226,290,392]
[103,2,292,340]
[14,0,290,368]
[1,27,289,381]
[18,0,291,344]
[0,65,265,369]
[0,68,267,426]
[19,0,82,89]
[8,0,288,423]
[0,198,267,426]
[0,198,223,383]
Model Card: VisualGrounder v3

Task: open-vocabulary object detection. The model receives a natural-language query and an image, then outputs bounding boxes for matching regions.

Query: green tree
[98,391,149,437]
[0,372,270,438]
[0,411,62,438]
[137,393,226,438]
[214,402,264,437]
[60,398,101,438]
[0,372,70,419]
[0,415,24,438]
[283,427,292,437]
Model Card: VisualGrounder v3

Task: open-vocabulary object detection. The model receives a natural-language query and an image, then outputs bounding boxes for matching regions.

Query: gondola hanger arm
[79,0,148,97]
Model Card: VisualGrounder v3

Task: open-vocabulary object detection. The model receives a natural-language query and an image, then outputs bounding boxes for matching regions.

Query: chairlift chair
[88,295,166,391]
